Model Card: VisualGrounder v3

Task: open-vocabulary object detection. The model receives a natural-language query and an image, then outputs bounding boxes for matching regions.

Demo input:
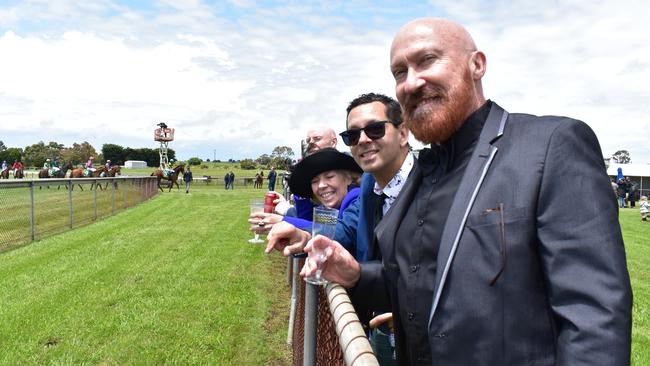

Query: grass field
[0,185,648,364]
[0,185,291,365]
[621,207,650,365]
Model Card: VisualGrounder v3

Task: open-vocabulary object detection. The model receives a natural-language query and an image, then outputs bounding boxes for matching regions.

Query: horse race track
[0,186,291,365]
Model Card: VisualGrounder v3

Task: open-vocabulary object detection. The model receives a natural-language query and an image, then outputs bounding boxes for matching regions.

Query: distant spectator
[183,166,193,194]
[228,171,235,189]
[224,172,230,190]
[268,166,277,191]
[617,179,627,208]
[628,180,640,208]
[640,196,649,221]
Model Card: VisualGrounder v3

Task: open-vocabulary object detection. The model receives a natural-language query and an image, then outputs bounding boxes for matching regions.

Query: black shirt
[392,101,491,364]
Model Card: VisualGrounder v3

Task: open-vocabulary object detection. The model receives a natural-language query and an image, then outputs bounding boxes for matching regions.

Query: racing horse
[69,166,109,190]
[0,168,8,179]
[38,161,73,179]
[13,168,24,179]
[151,164,185,192]
[37,161,73,189]
[102,165,122,190]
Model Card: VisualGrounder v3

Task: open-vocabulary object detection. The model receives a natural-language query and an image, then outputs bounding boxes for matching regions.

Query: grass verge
[0,186,291,365]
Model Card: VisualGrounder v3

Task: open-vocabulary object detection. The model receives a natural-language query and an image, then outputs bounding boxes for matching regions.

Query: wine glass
[304,207,338,285]
[248,199,265,244]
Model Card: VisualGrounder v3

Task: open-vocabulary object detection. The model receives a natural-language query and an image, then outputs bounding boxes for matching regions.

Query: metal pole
[93,180,98,220]
[29,182,35,241]
[287,257,299,346]
[68,180,73,228]
[111,179,115,213]
[303,283,318,366]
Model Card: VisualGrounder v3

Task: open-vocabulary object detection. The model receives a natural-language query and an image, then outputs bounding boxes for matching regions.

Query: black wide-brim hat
[289,148,362,199]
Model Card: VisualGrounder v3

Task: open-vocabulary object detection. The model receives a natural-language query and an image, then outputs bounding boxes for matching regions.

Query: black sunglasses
[339,120,401,146]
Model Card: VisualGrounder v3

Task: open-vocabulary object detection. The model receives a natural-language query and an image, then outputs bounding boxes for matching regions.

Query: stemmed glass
[304,207,338,285]
[248,199,265,244]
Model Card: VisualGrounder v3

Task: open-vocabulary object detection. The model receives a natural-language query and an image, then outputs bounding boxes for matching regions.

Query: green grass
[0,186,291,365]
[620,207,650,365]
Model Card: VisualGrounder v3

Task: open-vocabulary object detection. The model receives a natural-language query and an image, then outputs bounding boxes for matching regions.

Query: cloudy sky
[0,0,649,163]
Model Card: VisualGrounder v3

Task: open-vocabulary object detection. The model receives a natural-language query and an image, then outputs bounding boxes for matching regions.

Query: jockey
[46,158,61,176]
[105,159,112,170]
[85,156,96,176]
[163,159,175,177]
[11,160,23,175]
[1,160,7,171]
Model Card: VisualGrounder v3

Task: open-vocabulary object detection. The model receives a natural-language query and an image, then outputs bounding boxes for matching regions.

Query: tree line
[0,140,174,168]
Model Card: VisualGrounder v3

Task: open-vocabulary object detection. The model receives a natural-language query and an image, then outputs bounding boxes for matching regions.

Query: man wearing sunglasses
[332,93,413,365]
[303,18,631,365]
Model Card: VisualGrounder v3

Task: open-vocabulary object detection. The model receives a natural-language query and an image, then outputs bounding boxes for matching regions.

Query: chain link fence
[0,177,158,252]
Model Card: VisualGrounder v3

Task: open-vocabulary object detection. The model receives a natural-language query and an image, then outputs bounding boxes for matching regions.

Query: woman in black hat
[250,148,362,238]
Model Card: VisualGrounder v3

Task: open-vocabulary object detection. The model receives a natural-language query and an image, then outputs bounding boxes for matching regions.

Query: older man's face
[390,22,477,144]
[305,128,336,155]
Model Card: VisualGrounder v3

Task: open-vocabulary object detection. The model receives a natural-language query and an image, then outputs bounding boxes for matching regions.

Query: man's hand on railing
[248,212,283,234]
[265,221,311,256]
[301,235,361,288]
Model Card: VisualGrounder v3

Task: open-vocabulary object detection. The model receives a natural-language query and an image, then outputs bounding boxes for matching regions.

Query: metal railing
[0,176,158,252]
[287,257,378,366]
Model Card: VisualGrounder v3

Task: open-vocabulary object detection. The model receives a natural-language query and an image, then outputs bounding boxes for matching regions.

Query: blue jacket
[283,187,360,232]
[335,173,378,261]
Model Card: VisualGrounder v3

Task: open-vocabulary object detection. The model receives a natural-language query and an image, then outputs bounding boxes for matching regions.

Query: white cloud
[0,0,648,164]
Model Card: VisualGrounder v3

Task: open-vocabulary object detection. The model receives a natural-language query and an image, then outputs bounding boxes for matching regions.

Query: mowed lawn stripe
[0,188,290,365]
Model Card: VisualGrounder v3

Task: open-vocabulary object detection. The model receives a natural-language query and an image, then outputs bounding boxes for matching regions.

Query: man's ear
[468,51,486,80]
[399,123,410,147]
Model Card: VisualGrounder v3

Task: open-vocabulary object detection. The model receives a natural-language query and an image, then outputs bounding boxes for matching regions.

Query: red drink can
[264,192,278,213]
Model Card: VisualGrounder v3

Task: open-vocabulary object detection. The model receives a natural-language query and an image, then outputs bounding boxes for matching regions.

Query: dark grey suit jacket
[352,103,632,365]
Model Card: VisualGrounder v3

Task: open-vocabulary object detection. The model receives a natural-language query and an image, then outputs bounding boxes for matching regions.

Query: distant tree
[240,159,257,170]
[611,150,631,164]
[206,158,211,162]
[61,141,98,165]
[270,146,294,170]
[23,141,64,167]
[187,157,202,166]
[0,140,6,151]
[102,144,125,165]
[0,147,23,164]
[256,154,272,166]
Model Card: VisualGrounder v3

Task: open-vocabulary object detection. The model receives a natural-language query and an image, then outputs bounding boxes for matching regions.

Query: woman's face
[310,170,352,209]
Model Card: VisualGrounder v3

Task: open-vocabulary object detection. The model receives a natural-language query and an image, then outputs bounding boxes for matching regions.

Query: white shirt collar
[373,153,414,214]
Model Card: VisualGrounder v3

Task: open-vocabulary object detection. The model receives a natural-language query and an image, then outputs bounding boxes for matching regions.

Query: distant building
[124,160,147,169]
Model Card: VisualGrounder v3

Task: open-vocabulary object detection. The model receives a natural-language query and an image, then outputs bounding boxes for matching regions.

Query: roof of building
[606,163,650,177]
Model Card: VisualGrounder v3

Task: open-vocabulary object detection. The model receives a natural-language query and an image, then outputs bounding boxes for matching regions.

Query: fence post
[287,257,299,346]
[29,181,35,242]
[93,180,98,220]
[111,179,115,213]
[304,283,318,366]
[68,180,73,228]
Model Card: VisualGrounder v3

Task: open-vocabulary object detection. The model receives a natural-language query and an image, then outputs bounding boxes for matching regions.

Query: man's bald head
[305,126,337,155]
[390,18,486,144]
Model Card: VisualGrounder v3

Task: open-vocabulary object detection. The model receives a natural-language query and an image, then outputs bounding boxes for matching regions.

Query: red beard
[403,69,476,144]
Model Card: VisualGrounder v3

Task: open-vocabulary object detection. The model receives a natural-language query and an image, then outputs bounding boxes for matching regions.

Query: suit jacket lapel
[428,103,509,326]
